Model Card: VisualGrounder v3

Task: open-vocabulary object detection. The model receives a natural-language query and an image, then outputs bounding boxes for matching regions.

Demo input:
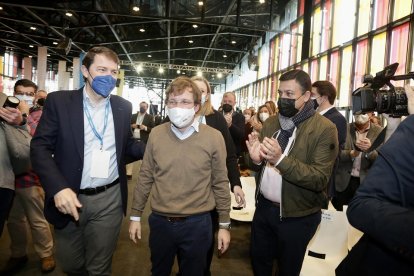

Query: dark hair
[312,80,337,105]
[82,46,120,70]
[165,76,201,105]
[14,79,38,92]
[140,101,149,108]
[279,69,311,94]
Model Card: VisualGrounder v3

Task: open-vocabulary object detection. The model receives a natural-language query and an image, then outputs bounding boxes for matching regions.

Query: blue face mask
[89,74,117,98]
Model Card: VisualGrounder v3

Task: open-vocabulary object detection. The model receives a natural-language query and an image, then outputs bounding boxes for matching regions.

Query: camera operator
[0,92,25,237]
[336,84,414,275]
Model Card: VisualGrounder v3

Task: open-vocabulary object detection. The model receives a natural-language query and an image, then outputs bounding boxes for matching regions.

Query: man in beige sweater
[129,76,231,276]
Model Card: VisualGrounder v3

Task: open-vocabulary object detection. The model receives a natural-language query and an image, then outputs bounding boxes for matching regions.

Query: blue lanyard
[83,99,109,150]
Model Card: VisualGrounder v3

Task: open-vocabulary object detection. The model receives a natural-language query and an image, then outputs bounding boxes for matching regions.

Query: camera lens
[3,96,20,108]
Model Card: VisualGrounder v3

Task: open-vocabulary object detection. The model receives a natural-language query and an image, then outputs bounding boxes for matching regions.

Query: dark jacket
[226,111,245,156]
[206,111,241,191]
[131,112,154,143]
[338,115,414,275]
[335,122,383,192]
[30,88,145,228]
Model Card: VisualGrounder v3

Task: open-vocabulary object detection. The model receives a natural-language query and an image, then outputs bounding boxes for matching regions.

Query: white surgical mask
[355,114,369,125]
[201,94,207,105]
[244,114,251,121]
[15,94,34,107]
[168,107,195,128]
[259,112,269,122]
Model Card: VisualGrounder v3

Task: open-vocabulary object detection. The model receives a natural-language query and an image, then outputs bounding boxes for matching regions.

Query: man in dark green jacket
[246,69,338,276]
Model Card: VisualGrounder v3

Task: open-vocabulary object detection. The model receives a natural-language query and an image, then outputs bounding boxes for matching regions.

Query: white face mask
[15,94,34,107]
[201,94,207,105]
[168,107,195,128]
[355,114,369,125]
[244,114,251,121]
[259,112,269,122]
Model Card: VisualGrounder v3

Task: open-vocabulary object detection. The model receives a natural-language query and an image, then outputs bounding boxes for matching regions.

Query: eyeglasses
[166,100,194,107]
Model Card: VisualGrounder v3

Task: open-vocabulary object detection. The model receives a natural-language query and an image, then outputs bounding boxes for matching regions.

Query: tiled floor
[0,162,254,276]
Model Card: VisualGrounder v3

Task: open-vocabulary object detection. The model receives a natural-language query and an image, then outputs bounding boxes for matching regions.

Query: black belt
[79,178,119,196]
[166,216,187,222]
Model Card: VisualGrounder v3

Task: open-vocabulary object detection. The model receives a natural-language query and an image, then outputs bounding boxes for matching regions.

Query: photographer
[336,84,414,275]
[0,92,24,237]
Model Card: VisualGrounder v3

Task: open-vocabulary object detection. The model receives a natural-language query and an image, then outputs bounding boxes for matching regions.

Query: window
[311,7,322,56]
[332,0,356,47]
[297,19,304,63]
[357,0,372,36]
[321,0,332,52]
[370,32,387,75]
[373,0,389,30]
[290,24,298,65]
[339,46,352,107]
[389,23,409,85]
[393,0,411,21]
[310,59,319,81]
[319,55,328,80]
[353,39,369,90]
[329,51,339,89]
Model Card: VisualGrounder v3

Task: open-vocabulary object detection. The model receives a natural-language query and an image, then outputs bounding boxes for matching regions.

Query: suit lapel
[111,97,123,164]
[69,89,85,162]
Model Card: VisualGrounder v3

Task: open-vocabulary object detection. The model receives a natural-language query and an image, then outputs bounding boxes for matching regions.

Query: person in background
[129,76,231,276]
[257,104,271,125]
[246,69,338,276]
[27,89,48,136]
[240,108,254,174]
[1,80,55,275]
[0,92,24,238]
[221,92,245,157]
[333,112,383,211]
[30,46,145,275]
[265,100,278,115]
[336,84,414,275]
[191,75,245,275]
[311,80,347,199]
[126,101,154,179]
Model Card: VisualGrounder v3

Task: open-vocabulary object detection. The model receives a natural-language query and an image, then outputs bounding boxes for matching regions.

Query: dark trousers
[205,210,218,276]
[251,195,321,276]
[149,212,212,276]
[0,188,14,237]
[332,176,360,211]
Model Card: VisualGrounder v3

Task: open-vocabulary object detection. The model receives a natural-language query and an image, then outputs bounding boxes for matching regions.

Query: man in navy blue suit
[31,46,145,275]
[311,80,347,199]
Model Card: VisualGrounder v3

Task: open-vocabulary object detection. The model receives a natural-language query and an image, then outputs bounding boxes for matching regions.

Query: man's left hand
[233,186,246,208]
[217,229,231,255]
[260,137,282,165]
[0,107,23,125]
[356,137,371,152]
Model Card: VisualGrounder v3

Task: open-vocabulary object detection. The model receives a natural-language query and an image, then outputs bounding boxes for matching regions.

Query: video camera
[352,63,414,117]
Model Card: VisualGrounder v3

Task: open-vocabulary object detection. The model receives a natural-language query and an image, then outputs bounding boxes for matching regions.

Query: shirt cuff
[129,216,141,222]
[274,154,285,166]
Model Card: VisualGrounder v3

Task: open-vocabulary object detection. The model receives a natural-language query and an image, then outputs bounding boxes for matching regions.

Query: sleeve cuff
[274,153,285,166]
[129,216,141,222]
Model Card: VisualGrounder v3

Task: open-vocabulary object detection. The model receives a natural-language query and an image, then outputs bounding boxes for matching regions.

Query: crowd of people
[1,45,413,276]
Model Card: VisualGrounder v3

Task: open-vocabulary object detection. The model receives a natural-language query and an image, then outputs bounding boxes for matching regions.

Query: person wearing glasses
[129,76,231,276]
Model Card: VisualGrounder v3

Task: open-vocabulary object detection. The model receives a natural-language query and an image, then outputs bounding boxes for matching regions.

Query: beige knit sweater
[131,122,231,223]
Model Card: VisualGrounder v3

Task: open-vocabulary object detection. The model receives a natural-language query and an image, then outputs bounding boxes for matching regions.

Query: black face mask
[37,98,46,107]
[222,103,233,113]
[312,99,319,110]
[277,98,299,118]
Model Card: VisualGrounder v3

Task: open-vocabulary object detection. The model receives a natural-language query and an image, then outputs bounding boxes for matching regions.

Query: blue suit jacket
[30,88,145,228]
